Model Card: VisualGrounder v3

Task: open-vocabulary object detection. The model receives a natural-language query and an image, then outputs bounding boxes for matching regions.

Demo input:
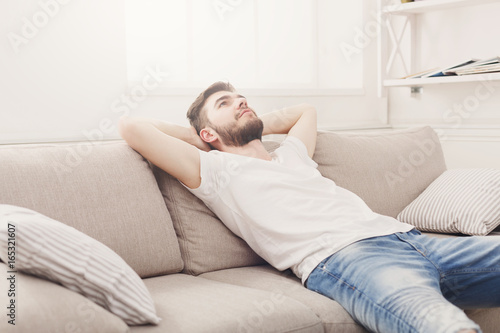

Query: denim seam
[443,267,500,275]
[398,237,500,282]
[395,233,445,278]
[318,267,419,333]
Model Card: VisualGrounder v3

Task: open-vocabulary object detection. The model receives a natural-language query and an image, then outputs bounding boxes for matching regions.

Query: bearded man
[119,81,500,333]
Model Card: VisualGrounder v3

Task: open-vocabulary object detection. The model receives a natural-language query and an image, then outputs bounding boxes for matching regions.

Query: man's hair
[187,81,235,134]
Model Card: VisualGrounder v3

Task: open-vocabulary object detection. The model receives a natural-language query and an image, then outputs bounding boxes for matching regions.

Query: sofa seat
[0,263,130,333]
[131,273,324,333]
[201,265,367,333]
[201,264,500,333]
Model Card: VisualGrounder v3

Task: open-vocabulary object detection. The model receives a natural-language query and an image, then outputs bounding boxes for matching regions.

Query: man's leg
[397,231,500,308]
[306,231,482,333]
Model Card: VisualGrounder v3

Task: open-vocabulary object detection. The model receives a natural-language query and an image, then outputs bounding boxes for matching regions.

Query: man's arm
[118,116,209,189]
[260,103,317,158]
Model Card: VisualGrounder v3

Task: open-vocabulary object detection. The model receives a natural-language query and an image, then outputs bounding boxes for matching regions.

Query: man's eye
[219,102,226,107]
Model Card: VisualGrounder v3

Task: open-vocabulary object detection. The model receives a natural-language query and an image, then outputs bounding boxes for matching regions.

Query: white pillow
[397,168,500,236]
[0,204,160,326]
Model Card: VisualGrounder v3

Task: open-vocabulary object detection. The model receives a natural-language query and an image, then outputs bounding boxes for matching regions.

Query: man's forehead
[207,90,238,104]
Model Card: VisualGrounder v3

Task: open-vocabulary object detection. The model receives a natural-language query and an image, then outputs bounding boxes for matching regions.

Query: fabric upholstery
[0,263,130,333]
[132,274,324,333]
[201,265,500,333]
[0,141,183,278]
[313,127,447,218]
[465,309,500,333]
[0,205,160,325]
[152,166,267,276]
[201,265,367,333]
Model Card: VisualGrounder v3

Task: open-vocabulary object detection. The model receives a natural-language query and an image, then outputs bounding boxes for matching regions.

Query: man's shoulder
[275,135,318,168]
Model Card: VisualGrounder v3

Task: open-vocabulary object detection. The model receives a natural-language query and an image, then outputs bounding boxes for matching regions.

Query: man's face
[203,90,264,147]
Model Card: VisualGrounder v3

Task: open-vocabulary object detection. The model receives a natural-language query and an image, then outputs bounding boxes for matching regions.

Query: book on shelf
[395,56,500,80]
[419,59,478,78]
[453,63,500,75]
[401,59,477,79]
[444,56,500,75]
[400,68,439,79]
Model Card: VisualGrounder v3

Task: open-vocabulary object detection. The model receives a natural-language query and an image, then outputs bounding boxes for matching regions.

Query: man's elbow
[118,116,141,145]
[302,103,317,115]
[301,104,317,125]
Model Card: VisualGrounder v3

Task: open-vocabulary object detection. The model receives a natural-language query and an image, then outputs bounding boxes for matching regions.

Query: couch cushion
[152,164,267,276]
[465,308,500,333]
[201,265,367,333]
[132,273,323,333]
[313,127,447,218]
[201,265,500,333]
[0,141,183,278]
[0,263,130,333]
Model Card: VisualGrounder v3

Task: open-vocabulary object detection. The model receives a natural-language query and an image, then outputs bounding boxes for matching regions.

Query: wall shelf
[384,72,500,87]
[378,0,500,94]
[383,0,500,15]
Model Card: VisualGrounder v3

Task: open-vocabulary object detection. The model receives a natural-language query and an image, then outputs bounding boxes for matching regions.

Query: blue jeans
[306,229,500,333]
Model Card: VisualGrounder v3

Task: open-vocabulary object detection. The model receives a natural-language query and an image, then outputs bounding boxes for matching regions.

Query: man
[119,81,499,333]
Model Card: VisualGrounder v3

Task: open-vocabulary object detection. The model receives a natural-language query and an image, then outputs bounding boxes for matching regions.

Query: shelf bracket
[410,86,423,97]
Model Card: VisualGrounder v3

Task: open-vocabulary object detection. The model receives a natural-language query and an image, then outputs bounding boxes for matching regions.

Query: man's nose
[237,98,247,109]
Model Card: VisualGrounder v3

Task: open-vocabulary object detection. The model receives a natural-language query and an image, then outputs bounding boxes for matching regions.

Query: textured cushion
[313,127,447,218]
[0,263,130,333]
[0,141,183,278]
[201,265,500,333]
[465,308,500,333]
[134,274,323,333]
[152,145,280,276]
[397,169,500,235]
[201,265,367,333]
[0,205,160,325]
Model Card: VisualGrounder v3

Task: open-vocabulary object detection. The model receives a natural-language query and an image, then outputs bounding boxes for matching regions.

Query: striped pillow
[0,205,160,325]
[397,169,500,236]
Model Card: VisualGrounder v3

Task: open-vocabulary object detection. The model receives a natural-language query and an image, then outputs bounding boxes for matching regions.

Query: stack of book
[446,57,500,75]
[402,56,500,79]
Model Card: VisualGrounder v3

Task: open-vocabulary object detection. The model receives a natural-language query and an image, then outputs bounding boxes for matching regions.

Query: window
[125,0,363,94]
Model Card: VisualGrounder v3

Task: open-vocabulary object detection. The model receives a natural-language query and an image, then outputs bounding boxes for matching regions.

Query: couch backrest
[152,161,270,276]
[153,126,447,275]
[0,126,445,277]
[0,141,183,278]
[314,126,447,218]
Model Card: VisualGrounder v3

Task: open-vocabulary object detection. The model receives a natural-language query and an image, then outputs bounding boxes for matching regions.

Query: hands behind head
[189,126,211,152]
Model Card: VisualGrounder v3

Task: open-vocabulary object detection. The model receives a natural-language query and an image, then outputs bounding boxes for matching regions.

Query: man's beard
[212,117,264,147]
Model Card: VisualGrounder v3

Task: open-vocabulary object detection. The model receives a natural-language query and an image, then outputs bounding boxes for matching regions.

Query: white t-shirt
[187,136,414,284]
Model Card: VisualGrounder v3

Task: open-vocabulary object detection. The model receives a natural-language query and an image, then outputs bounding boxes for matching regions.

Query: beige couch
[0,126,498,333]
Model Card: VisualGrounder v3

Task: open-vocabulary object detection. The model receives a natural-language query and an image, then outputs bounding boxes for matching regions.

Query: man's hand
[188,126,211,152]
[260,104,317,158]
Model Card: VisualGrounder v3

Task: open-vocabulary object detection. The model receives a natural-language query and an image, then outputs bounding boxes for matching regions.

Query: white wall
[0,0,127,144]
[387,2,500,168]
[8,0,497,172]
[118,0,386,134]
[0,0,386,145]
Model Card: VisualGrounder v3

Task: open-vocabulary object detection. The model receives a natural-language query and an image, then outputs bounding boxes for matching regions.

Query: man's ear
[199,127,218,144]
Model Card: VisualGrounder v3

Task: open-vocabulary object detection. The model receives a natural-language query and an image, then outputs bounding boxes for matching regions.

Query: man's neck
[219,139,272,161]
